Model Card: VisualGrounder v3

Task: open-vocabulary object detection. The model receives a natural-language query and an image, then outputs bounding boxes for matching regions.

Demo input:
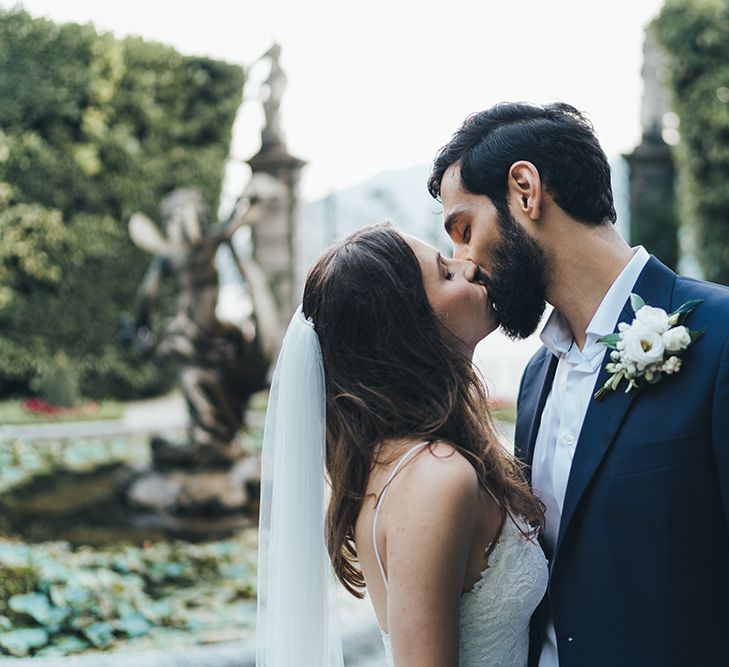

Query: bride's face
[404,234,498,355]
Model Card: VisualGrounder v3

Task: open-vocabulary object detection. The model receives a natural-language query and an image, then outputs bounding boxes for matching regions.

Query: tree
[652,0,729,285]
[0,9,245,398]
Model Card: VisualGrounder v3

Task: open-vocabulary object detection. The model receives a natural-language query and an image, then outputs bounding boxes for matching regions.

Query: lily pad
[49,582,91,609]
[0,626,49,656]
[0,542,31,566]
[33,555,70,583]
[82,620,114,648]
[54,633,90,653]
[8,592,68,630]
[115,611,150,638]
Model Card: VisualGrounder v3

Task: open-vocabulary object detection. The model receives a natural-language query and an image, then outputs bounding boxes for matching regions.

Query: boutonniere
[594,294,705,400]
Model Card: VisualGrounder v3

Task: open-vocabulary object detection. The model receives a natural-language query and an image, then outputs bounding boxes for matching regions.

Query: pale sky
[5,0,665,202]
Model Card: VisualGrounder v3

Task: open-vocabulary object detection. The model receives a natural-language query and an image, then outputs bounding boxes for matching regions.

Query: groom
[428,102,729,667]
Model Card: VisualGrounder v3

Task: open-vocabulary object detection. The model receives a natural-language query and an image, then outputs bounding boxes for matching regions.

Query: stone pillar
[247,148,306,320]
[624,31,679,271]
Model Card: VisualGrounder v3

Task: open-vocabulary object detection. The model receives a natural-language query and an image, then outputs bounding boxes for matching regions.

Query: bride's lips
[473,266,490,289]
[473,267,500,321]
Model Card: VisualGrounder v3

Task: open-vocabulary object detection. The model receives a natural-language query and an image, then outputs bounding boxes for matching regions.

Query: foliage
[652,0,729,284]
[36,352,81,408]
[0,534,258,657]
[0,8,245,398]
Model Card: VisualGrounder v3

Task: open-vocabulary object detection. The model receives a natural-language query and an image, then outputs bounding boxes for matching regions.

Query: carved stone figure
[127,177,284,467]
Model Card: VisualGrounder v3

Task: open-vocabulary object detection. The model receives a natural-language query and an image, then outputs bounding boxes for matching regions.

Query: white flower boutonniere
[594,294,705,401]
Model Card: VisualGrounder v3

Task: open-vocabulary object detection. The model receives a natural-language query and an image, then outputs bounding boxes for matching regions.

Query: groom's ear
[508,161,542,222]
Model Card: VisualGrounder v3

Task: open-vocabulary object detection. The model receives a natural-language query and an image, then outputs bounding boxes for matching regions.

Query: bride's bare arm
[384,443,479,666]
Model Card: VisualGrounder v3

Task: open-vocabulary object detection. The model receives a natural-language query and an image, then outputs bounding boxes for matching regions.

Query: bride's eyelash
[438,255,454,281]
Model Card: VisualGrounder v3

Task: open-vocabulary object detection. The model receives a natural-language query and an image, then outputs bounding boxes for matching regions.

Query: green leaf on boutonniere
[669,299,704,326]
[630,293,646,313]
[690,328,706,343]
[597,333,621,349]
[594,382,611,401]
[673,298,703,315]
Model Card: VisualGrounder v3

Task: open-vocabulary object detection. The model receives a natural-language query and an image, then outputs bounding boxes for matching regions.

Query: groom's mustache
[473,266,500,317]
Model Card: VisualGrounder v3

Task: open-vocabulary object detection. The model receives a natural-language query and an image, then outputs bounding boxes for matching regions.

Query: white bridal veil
[256,307,344,666]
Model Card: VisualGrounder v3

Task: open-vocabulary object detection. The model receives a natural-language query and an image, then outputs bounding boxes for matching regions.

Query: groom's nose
[452,242,468,261]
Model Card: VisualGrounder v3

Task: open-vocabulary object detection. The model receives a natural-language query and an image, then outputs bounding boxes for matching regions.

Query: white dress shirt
[532,246,650,667]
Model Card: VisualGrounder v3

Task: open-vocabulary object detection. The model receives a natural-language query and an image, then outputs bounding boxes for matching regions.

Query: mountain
[295,164,447,287]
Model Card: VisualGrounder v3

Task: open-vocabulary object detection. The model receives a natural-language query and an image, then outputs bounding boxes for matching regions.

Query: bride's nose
[443,256,480,282]
[461,260,480,283]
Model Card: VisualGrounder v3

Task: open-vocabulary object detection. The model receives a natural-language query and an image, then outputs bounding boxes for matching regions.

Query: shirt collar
[585,245,650,338]
[540,246,651,360]
[540,308,573,358]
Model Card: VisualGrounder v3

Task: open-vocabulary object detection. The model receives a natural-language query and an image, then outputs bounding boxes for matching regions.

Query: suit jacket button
[568,637,574,642]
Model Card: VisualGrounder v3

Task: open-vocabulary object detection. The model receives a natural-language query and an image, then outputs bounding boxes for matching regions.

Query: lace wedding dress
[373,442,549,666]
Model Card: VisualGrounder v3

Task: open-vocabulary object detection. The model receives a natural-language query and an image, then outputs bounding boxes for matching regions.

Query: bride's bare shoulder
[381,441,481,569]
[386,440,479,507]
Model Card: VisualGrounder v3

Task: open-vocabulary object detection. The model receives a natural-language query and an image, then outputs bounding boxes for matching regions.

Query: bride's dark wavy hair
[302,222,543,598]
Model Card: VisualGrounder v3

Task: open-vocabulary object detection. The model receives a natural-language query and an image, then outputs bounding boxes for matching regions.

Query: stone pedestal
[116,456,260,538]
[247,147,306,321]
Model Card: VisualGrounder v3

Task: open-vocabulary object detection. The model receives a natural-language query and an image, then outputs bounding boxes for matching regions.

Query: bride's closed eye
[438,254,455,281]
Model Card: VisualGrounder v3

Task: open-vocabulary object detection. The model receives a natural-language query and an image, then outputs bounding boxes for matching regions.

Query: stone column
[624,31,678,271]
[247,148,306,321]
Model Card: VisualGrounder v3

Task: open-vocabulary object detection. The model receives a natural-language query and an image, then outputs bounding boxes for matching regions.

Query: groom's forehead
[441,163,479,207]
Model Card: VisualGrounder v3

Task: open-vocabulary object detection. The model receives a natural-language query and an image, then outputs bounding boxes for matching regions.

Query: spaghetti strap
[372,441,431,590]
[483,484,502,508]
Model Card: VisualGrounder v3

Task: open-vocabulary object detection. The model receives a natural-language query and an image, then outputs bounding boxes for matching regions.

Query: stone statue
[258,42,287,151]
[125,175,285,471]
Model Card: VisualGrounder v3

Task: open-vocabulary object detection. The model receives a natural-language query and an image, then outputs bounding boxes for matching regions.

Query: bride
[256,222,547,666]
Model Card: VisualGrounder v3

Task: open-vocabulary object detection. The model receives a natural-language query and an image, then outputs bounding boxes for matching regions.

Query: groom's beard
[486,210,550,340]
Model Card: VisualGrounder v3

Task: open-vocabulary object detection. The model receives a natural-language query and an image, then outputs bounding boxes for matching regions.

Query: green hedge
[652,0,729,285]
[0,9,245,399]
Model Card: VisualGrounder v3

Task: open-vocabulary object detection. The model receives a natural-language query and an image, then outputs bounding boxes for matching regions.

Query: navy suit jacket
[515,257,729,667]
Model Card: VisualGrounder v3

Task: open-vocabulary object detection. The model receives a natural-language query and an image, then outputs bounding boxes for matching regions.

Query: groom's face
[440,163,549,339]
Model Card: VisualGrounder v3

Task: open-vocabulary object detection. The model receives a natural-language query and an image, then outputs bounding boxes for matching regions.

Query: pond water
[0,434,258,547]
[0,464,172,547]
[0,451,259,658]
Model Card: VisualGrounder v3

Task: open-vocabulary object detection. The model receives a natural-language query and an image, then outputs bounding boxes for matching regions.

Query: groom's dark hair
[428,102,617,226]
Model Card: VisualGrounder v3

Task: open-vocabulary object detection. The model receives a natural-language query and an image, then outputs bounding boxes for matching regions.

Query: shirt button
[568,637,574,642]
[564,433,575,446]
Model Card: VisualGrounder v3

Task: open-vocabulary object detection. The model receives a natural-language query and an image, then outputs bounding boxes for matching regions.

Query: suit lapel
[522,352,559,481]
[552,256,677,565]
